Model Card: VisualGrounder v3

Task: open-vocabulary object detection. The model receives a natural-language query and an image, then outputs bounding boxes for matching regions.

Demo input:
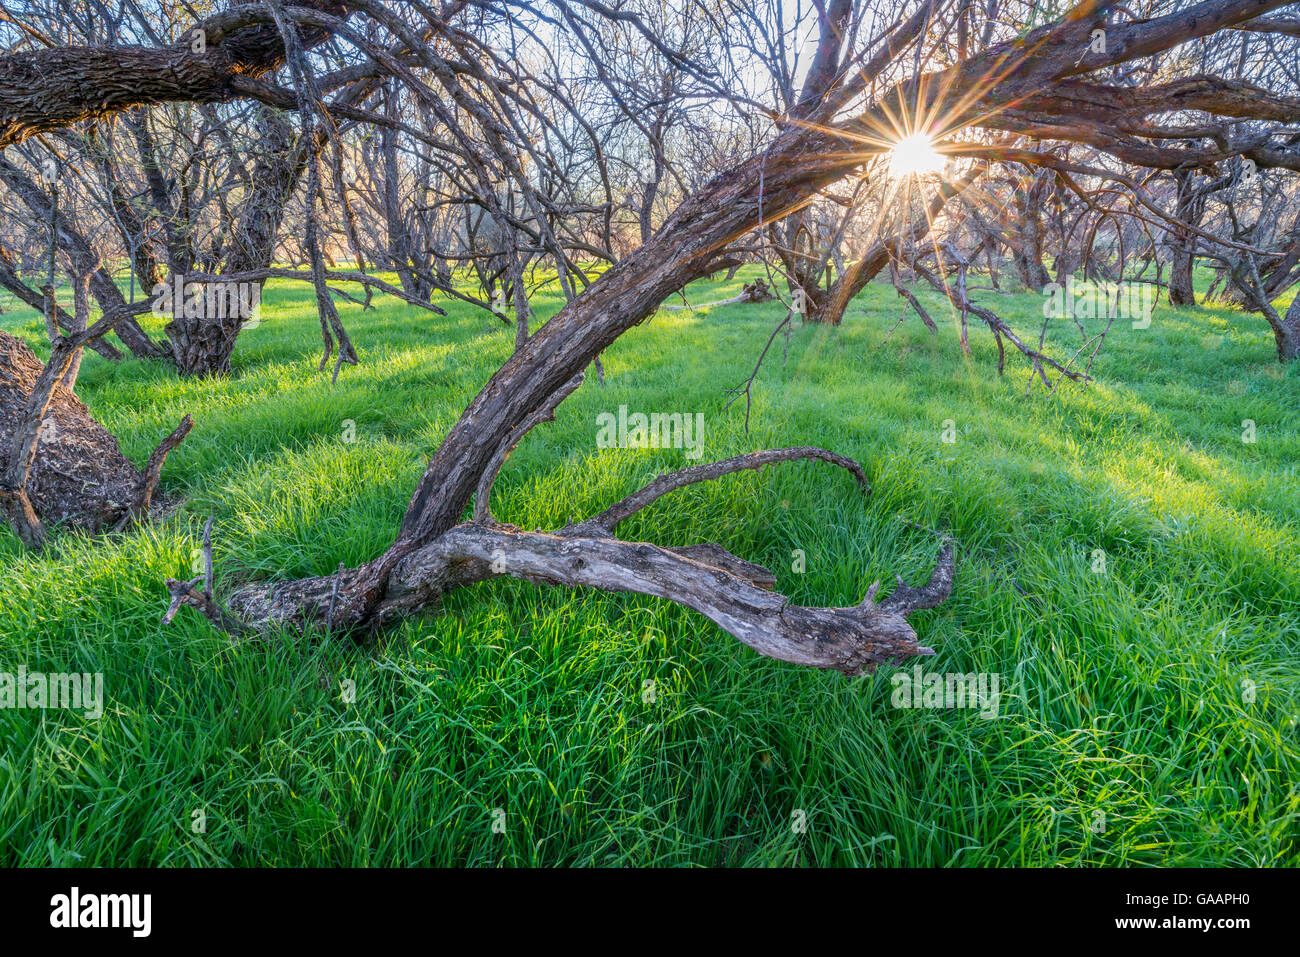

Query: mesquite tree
[3,0,1300,671]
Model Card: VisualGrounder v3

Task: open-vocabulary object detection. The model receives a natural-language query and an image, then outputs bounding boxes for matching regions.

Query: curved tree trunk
[1230,257,1300,361]
[808,170,981,325]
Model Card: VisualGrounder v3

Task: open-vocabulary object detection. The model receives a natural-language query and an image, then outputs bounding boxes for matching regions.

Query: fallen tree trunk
[169,447,954,675]
[662,278,777,311]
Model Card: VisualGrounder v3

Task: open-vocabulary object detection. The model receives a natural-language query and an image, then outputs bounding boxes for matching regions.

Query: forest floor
[1,266,1297,865]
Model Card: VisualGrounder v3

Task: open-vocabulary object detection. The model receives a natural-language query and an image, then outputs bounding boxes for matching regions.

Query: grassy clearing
[1,267,1297,866]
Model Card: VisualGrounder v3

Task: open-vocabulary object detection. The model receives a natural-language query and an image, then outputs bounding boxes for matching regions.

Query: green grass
[1,266,1297,866]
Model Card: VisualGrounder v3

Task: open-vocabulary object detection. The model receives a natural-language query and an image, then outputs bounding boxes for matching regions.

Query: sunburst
[888,132,946,178]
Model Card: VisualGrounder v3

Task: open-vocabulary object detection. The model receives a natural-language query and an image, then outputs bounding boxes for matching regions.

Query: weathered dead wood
[163,518,249,636]
[662,278,778,311]
[1,330,137,545]
[380,524,953,675]
[196,523,953,675]
[133,415,195,518]
[164,447,953,675]
[570,447,869,534]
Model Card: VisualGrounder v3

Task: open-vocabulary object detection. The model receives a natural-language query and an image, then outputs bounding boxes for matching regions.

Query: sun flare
[888,132,946,178]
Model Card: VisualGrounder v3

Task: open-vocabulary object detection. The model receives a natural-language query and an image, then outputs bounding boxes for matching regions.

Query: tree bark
[172,447,954,676]
[0,3,354,148]
[1012,171,1052,290]
[1230,255,1300,360]
[0,330,188,543]
[1278,296,1300,360]
[1167,169,1205,307]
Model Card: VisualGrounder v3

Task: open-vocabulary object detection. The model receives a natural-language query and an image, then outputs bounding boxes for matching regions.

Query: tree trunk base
[1,330,186,536]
